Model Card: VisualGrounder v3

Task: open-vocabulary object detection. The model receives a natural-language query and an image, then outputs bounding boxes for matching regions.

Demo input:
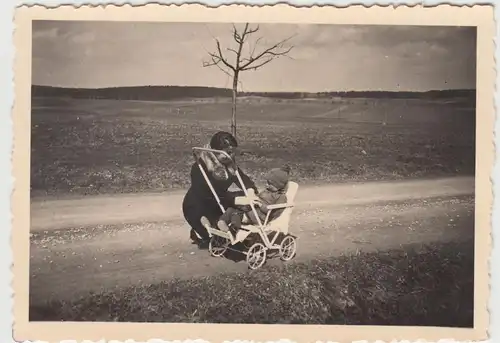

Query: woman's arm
[189,162,216,199]
[236,167,258,192]
[224,167,257,208]
[190,163,207,189]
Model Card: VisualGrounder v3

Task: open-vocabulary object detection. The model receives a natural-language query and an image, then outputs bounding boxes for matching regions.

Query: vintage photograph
[11,3,493,342]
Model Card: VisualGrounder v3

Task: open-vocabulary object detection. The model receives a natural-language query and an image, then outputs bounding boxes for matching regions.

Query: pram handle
[192,146,248,195]
[191,146,261,224]
[192,147,234,162]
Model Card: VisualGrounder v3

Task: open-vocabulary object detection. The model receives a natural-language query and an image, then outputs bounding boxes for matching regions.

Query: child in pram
[215,165,291,235]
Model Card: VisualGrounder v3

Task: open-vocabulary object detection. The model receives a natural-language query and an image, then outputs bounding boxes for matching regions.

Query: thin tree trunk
[231,71,239,138]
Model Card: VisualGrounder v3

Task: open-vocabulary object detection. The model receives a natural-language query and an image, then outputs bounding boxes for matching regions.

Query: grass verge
[29,239,474,327]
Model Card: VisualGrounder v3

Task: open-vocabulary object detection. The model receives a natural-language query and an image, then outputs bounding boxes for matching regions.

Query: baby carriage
[192,146,299,270]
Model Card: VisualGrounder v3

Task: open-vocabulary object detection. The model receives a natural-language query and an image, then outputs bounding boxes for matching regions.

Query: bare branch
[248,36,264,60]
[215,40,236,71]
[203,24,295,73]
[241,23,250,38]
[202,39,237,73]
[230,23,248,70]
[244,24,259,37]
[240,35,295,71]
[230,23,259,44]
[214,63,234,79]
[203,54,233,78]
[241,57,274,71]
[227,47,239,55]
[232,24,243,44]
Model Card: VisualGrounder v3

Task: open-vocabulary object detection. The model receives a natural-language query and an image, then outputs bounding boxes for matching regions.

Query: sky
[32,20,477,92]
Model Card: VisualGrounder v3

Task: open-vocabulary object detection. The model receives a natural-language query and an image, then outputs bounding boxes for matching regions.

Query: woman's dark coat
[182,157,257,241]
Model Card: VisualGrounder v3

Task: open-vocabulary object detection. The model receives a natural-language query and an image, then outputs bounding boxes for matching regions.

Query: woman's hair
[210,131,238,151]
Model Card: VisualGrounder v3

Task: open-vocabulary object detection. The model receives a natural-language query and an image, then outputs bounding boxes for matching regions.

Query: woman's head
[210,131,238,164]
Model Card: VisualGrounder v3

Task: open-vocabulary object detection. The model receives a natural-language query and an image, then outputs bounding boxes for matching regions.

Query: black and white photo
[11,4,494,343]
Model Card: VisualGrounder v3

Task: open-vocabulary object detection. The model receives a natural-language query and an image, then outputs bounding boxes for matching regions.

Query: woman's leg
[182,201,211,241]
[190,228,201,242]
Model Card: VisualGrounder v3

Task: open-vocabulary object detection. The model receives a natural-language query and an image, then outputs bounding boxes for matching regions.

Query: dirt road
[29,176,475,303]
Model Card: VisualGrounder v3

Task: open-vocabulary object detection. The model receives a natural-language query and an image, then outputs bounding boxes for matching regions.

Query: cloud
[32,26,59,39]
[71,31,96,44]
[31,20,476,91]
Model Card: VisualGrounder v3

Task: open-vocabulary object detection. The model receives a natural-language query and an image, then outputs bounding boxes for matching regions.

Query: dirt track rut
[30,176,474,231]
[29,176,475,302]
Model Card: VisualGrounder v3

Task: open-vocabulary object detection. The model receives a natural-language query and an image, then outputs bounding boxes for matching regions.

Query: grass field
[30,96,475,198]
[29,95,476,326]
[29,238,474,326]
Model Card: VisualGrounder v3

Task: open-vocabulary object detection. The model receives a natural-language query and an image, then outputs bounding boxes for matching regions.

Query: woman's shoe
[198,238,210,250]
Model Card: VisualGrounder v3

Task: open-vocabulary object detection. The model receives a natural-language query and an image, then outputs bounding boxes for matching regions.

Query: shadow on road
[224,245,247,263]
[193,236,247,263]
[222,242,282,264]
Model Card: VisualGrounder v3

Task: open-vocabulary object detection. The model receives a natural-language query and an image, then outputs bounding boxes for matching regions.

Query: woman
[182,131,257,248]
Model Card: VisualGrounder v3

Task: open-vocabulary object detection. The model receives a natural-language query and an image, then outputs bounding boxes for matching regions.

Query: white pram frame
[192,146,299,270]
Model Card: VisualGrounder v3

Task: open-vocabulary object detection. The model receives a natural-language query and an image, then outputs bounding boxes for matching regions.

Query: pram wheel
[279,235,297,261]
[246,242,267,270]
[209,235,229,257]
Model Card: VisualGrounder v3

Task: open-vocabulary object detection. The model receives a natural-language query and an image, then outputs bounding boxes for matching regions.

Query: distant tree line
[31,85,476,101]
[243,89,475,100]
[31,85,232,100]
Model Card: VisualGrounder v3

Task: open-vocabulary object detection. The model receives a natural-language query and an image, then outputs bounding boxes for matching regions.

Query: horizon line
[31,84,477,94]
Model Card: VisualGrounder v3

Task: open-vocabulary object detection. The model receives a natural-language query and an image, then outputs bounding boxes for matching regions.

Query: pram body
[192,147,299,270]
